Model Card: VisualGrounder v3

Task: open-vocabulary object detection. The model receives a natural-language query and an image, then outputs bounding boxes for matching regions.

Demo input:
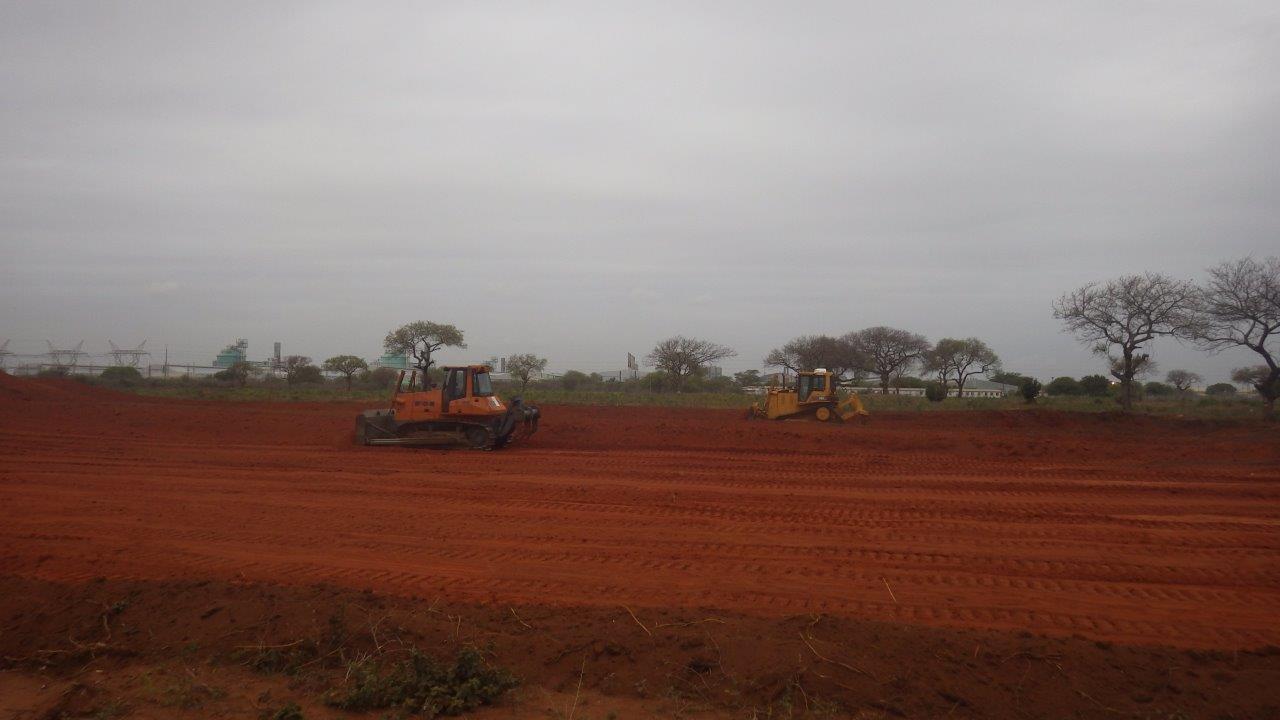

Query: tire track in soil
[1,378,1278,649]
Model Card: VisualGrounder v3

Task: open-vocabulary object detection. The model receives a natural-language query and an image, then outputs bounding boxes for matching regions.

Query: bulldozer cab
[796,371,831,401]
[442,366,494,406]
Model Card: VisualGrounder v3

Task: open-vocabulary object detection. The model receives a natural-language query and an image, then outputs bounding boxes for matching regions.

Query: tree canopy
[1053,273,1197,411]
[384,321,466,372]
[647,336,736,391]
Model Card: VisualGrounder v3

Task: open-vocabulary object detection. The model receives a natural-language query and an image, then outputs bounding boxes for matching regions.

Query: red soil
[1,374,1278,651]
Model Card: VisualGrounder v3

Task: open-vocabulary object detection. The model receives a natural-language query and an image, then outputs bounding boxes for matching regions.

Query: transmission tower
[45,340,88,369]
[0,339,11,369]
[108,340,150,367]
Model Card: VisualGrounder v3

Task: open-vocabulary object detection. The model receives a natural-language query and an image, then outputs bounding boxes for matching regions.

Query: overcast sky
[2,1,1277,380]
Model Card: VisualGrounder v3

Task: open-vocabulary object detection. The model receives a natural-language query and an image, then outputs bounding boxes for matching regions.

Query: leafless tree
[1164,369,1202,394]
[1188,257,1280,420]
[504,353,548,392]
[1052,273,1197,411]
[764,335,866,384]
[646,336,736,392]
[923,338,1000,399]
[846,326,929,393]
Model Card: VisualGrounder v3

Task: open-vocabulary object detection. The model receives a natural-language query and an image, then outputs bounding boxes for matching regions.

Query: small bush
[325,648,517,718]
[924,383,947,402]
[1144,381,1174,396]
[1205,382,1237,396]
[1045,376,1081,396]
[1078,375,1112,397]
[100,366,144,386]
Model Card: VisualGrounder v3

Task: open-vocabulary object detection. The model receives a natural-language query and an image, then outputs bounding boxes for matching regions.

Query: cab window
[445,369,466,399]
[798,374,825,401]
[472,370,494,397]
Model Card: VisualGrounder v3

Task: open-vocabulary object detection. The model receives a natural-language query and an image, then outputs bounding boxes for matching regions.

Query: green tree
[1045,376,1081,396]
[924,382,947,402]
[991,371,1030,387]
[1205,382,1236,396]
[1144,381,1174,396]
[1078,375,1112,397]
[733,369,763,387]
[100,366,143,386]
[505,353,548,392]
[923,338,1000,399]
[214,360,255,387]
[323,355,368,390]
[384,321,466,373]
[284,355,322,385]
[1020,377,1042,403]
[560,370,590,391]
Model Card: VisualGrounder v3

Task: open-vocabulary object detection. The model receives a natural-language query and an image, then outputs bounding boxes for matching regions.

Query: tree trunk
[955,376,966,399]
[1119,348,1134,412]
[346,376,353,391]
[880,374,890,394]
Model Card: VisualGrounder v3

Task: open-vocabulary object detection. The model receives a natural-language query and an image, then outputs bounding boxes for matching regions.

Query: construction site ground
[2,373,1278,719]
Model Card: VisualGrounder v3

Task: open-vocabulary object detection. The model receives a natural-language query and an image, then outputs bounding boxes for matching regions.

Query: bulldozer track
[2,381,1278,649]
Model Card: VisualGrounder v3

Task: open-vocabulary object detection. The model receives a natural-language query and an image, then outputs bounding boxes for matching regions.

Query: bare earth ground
[1,373,1278,719]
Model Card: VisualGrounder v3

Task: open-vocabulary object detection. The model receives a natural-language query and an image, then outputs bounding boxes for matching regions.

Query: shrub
[1045,376,1081,396]
[325,648,517,718]
[1078,375,1112,397]
[1144,381,1174,396]
[560,370,590,391]
[37,367,69,378]
[1205,382,1237,396]
[1019,377,1042,403]
[100,366,144,386]
[924,383,947,402]
[361,367,401,390]
[287,365,324,385]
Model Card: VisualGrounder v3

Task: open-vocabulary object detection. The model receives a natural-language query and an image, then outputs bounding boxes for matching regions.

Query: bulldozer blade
[837,394,869,421]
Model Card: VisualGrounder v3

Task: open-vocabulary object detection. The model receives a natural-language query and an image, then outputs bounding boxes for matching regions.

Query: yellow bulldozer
[746,368,868,422]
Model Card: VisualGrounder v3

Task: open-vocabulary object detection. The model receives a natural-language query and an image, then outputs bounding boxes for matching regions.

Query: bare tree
[764,335,866,384]
[1189,257,1280,420]
[323,355,368,390]
[647,336,736,392]
[384,321,466,372]
[846,326,929,393]
[1052,273,1197,411]
[504,353,548,392]
[1164,369,1202,394]
[924,338,1000,399]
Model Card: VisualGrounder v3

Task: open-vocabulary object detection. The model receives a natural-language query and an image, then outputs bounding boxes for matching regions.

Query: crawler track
[1,374,1277,649]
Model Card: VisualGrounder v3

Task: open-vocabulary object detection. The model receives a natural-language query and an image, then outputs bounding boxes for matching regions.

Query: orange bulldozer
[356,365,539,449]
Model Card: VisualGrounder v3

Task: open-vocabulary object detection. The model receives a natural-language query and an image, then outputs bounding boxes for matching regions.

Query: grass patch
[325,647,518,718]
